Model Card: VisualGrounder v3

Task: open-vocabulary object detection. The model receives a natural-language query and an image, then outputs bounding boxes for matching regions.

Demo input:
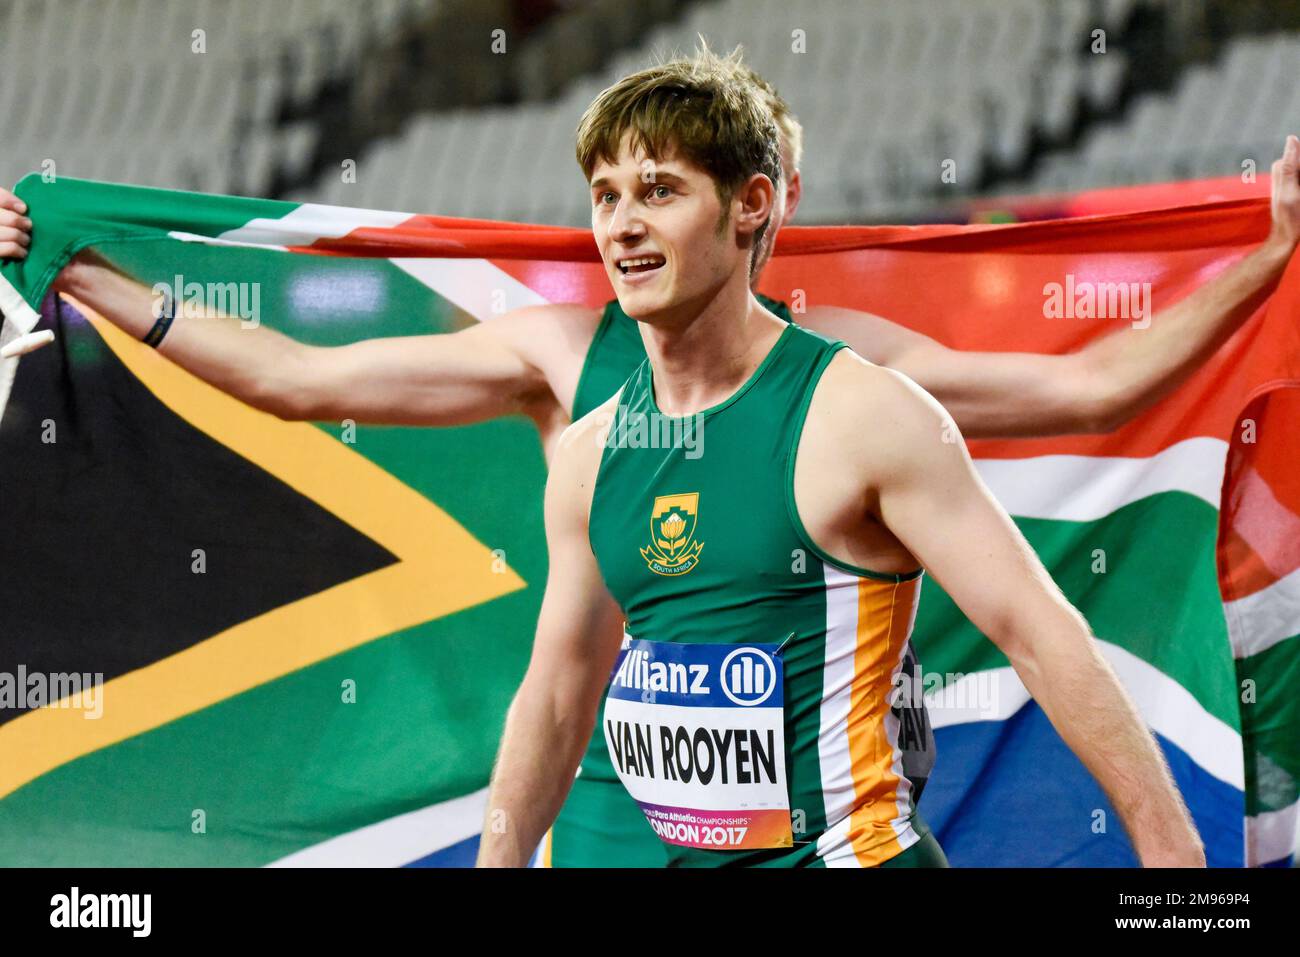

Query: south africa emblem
[641,493,705,576]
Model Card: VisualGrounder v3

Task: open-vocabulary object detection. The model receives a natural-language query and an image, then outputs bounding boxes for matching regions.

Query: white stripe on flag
[265,788,487,867]
[168,230,288,252]
[391,257,549,322]
[215,203,413,246]
[974,437,1227,520]
[0,270,39,334]
[1223,566,1300,660]
[1245,796,1300,867]
[925,640,1243,790]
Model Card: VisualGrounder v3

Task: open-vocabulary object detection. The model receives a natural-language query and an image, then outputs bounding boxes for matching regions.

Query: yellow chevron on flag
[0,295,527,799]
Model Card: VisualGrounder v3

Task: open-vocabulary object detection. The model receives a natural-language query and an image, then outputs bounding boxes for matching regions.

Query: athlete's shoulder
[818,346,914,394]
[809,348,959,467]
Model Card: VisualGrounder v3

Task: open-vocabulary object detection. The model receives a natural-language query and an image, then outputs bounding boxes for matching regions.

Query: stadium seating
[1020,31,1300,194]
[0,0,438,197]
[288,0,1140,223]
[4,0,1297,225]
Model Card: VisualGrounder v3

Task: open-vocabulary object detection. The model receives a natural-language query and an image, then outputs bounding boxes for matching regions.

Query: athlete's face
[590,131,774,323]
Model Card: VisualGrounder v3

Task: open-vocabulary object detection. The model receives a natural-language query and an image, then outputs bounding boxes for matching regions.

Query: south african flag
[1,175,1296,866]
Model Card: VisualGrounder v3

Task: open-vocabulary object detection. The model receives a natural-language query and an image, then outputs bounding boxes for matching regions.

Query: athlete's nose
[607,195,647,246]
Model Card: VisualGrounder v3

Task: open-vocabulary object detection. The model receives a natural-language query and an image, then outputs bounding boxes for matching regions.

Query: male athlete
[1,49,1296,867]
[475,53,1208,868]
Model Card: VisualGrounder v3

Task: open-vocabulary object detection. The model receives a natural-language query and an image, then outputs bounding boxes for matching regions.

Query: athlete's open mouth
[617,254,666,275]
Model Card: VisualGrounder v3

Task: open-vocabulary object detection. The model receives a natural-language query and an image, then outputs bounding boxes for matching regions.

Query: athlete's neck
[638,272,786,417]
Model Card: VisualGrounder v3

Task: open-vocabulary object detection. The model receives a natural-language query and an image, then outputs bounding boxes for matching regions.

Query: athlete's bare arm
[799,137,1300,439]
[795,351,1206,866]
[2,228,600,436]
[476,396,625,867]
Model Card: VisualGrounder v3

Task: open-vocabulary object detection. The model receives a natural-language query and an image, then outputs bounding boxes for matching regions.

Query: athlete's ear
[784,168,802,224]
[733,172,777,241]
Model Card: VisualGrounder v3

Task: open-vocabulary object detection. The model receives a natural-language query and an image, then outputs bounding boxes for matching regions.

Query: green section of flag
[102,239,471,344]
[0,583,540,866]
[1238,634,1300,815]
[0,401,550,865]
[0,208,556,865]
[326,419,549,585]
[2,175,294,325]
[916,491,1238,728]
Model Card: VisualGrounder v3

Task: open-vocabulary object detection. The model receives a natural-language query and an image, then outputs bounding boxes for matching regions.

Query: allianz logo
[612,645,776,707]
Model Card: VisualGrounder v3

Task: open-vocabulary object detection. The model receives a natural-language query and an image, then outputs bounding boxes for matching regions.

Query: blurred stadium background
[3,0,1299,224]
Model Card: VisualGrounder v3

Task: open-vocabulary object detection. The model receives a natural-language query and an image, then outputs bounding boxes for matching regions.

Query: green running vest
[570,295,789,789]
[584,316,935,867]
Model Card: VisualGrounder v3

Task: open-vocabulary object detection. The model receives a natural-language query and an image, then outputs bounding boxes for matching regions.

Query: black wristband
[143,290,175,348]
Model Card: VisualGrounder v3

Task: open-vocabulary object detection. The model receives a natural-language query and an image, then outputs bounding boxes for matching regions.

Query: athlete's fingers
[0,188,26,215]
[1281,136,1300,200]
[0,241,27,259]
[0,209,32,231]
[1275,136,1298,191]
[0,225,31,247]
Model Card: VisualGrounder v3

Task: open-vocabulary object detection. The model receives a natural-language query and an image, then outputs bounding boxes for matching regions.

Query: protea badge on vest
[641,493,705,576]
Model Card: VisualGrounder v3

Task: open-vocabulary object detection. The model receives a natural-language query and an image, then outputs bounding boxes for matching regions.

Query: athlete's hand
[1266,134,1300,254]
[0,185,32,260]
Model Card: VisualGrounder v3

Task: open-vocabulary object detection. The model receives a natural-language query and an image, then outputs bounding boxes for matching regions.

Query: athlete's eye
[596,191,617,206]
[649,185,673,200]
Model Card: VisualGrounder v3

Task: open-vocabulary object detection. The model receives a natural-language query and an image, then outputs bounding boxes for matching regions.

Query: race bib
[603,636,792,851]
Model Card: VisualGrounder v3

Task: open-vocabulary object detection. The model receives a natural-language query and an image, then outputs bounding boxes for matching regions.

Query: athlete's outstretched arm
[803,136,1300,439]
[0,209,596,424]
[476,411,625,867]
[840,357,1205,866]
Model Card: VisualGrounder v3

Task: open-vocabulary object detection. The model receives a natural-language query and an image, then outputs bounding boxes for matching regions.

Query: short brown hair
[575,42,783,250]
